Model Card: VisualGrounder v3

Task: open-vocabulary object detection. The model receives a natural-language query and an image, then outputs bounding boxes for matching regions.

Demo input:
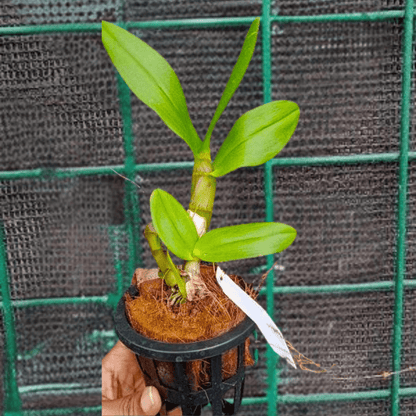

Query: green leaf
[211,101,299,177]
[193,222,296,262]
[150,189,199,261]
[200,17,260,154]
[102,21,202,155]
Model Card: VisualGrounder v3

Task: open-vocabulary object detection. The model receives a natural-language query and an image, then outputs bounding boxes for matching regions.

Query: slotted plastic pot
[114,284,257,416]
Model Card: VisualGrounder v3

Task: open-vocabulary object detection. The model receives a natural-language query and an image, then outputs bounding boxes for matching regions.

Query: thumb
[102,386,162,416]
[140,386,162,415]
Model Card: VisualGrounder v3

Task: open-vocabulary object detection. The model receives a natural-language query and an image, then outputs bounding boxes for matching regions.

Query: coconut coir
[124,264,257,391]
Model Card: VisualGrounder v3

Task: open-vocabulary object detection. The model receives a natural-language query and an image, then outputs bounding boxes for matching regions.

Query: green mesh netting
[0,1,415,416]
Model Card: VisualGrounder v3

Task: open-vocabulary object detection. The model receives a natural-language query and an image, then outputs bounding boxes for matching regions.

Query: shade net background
[0,1,415,416]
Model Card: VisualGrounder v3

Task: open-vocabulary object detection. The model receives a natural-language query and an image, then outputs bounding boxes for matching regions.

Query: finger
[132,268,159,286]
[131,268,143,286]
[102,386,162,416]
[102,341,145,401]
[104,340,141,371]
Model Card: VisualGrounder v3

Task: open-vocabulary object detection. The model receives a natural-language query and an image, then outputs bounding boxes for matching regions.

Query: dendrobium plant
[102,18,300,307]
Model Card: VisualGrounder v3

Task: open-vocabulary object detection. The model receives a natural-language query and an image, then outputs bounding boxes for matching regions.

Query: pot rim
[114,284,256,362]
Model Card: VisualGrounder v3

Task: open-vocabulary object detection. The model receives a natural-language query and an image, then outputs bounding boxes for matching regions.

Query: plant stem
[188,151,216,232]
[184,258,200,279]
[143,223,187,298]
[184,151,217,299]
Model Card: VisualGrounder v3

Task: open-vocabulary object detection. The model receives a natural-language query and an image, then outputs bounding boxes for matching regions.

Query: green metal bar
[126,16,260,29]
[260,281,395,295]
[133,161,194,172]
[399,386,416,397]
[0,10,407,37]
[270,153,404,167]
[3,153,416,182]
[0,162,193,181]
[264,163,278,416]
[391,0,414,414]
[408,152,416,162]
[106,0,128,292]
[261,2,279,416]
[271,10,404,23]
[253,329,259,365]
[276,386,416,403]
[18,384,101,394]
[0,17,256,36]
[115,70,143,287]
[262,8,272,106]
[7,296,108,309]
[0,23,102,35]
[0,225,22,412]
[405,279,416,288]
[265,280,416,294]
[0,165,125,180]
[241,396,267,405]
[2,280,416,311]
[277,390,390,403]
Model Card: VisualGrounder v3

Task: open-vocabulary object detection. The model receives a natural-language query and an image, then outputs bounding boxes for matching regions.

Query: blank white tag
[216,266,296,369]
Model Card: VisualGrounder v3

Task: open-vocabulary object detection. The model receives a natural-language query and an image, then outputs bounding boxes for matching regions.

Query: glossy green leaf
[211,101,300,177]
[102,21,202,155]
[150,189,199,261]
[193,222,296,262]
[199,17,260,154]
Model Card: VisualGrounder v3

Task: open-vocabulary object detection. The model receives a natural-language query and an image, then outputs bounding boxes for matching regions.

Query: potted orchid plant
[102,17,300,415]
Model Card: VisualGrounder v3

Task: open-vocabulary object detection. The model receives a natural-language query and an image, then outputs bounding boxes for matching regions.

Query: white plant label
[216,266,297,369]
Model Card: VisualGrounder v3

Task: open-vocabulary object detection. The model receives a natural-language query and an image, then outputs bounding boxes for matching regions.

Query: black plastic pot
[114,284,257,416]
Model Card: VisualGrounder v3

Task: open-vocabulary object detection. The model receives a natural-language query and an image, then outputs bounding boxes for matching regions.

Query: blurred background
[0,1,415,415]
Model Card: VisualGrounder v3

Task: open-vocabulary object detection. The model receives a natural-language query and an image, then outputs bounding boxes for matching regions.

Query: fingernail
[148,386,155,406]
[141,386,155,413]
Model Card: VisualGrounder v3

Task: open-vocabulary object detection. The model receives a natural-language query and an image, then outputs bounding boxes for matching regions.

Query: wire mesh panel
[401,397,416,415]
[0,1,119,26]
[14,303,113,410]
[275,291,395,394]
[0,176,125,300]
[401,289,416,388]
[411,38,416,152]
[273,163,398,286]
[0,33,125,170]
[271,20,403,157]
[0,0,415,415]
[277,400,391,415]
[408,161,416,277]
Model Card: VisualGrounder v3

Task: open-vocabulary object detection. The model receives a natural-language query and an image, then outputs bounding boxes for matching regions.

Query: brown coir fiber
[124,264,257,391]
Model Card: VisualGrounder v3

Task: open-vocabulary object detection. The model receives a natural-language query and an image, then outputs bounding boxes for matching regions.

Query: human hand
[102,340,182,415]
[102,268,182,415]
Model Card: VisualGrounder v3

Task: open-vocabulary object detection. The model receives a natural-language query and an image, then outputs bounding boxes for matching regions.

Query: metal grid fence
[1,0,416,415]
